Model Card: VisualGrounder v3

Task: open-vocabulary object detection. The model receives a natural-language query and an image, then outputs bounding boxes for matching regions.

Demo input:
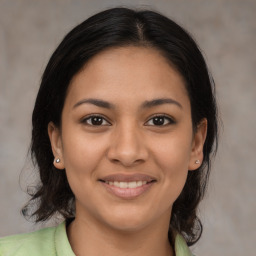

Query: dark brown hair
[23,7,218,246]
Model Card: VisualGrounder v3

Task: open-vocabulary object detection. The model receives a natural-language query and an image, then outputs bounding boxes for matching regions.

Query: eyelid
[144,114,175,126]
[80,114,175,127]
[81,114,111,126]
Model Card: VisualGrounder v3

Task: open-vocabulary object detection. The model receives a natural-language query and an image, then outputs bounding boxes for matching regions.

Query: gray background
[0,0,255,255]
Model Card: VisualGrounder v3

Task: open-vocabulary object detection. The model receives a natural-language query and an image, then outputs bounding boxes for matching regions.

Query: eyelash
[81,114,175,127]
[145,114,175,126]
[81,114,111,126]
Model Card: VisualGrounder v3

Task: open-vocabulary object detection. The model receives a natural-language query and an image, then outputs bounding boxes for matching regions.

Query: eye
[145,115,175,126]
[82,115,111,126]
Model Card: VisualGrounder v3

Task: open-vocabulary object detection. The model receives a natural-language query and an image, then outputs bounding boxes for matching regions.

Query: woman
[0,7,218,256]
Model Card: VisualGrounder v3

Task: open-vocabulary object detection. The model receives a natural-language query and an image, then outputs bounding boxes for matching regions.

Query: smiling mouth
[99,180,156,188]
[98,174,157,199]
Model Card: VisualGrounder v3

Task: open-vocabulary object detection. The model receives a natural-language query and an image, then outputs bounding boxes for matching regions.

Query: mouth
[99,180,155,188]
[98,174,157,199]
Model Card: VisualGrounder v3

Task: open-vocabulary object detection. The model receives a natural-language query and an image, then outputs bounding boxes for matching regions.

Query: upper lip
[99,173,157,182]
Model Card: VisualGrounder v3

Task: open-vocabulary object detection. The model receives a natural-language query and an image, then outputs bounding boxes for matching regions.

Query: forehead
[65,46,190,110]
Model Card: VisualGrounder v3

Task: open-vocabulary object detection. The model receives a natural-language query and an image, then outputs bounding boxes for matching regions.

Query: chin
[107,219,148,233]
[100,208,155,233]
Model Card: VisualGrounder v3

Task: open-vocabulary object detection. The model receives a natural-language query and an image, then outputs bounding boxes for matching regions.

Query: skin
[48,46,207,256]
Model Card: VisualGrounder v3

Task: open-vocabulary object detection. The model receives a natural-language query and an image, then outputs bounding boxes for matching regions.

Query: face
[48,46,206,232]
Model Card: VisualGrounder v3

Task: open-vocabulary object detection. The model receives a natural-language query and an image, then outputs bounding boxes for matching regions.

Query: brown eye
[82,115,110,126]
[145,115,174,126]
[152,116,165,125]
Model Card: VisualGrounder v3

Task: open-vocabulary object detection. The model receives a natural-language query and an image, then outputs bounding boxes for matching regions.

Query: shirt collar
[55,221,75,256]
[172,230,194,256]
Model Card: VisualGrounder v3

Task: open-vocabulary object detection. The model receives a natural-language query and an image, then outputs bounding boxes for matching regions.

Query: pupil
[92,117,103,125]
[153,117,164,125]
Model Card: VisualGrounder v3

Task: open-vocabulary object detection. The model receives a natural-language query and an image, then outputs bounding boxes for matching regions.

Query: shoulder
[0,225,57,256]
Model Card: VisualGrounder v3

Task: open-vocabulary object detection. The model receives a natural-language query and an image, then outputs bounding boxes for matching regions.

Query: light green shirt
[0,221,193,256]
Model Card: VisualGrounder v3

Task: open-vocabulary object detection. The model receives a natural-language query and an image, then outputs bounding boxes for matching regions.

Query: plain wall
[0,0,255,255]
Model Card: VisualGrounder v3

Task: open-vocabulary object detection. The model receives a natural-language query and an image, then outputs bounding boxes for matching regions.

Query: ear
[48,121,65,170]
[188,118,207,171]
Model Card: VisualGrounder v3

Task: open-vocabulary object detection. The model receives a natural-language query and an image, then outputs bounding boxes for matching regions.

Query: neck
[67,213,174,256]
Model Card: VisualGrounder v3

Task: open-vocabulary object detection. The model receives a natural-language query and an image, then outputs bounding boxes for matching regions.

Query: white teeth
[105,181,149,188]
[120,182,127,188]
[137,181,142,187]
[128,181,137,188]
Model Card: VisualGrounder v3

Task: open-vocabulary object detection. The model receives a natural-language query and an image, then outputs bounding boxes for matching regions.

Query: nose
[106,123,149,167]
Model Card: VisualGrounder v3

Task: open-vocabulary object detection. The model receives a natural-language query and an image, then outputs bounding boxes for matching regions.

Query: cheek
[61,127,105,167]
[153,132,192,169]
[61,134,104,208]
[60,128,108,189]
[152,134,192,198]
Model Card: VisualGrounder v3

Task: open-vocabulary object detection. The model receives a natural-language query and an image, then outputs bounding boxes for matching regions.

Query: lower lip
[100,182,155,199]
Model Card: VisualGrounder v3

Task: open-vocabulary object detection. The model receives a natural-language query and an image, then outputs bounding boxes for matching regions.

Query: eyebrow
[73,98,115,109]
[141,98,182,109]
[73,97,182,110]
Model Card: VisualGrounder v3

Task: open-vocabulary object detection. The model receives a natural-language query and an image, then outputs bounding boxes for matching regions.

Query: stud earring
[55,158,60,163]
[195,160,200,164]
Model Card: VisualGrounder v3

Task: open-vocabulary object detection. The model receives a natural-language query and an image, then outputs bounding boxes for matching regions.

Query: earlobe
[188,118,207,171]
[48,122,65,169]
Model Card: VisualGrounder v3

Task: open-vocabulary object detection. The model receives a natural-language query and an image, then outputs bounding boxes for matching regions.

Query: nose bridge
[107,120,147,166]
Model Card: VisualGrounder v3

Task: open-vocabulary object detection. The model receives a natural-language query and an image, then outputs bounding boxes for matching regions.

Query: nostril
[106,135,149,167]
[109,157,144,167]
